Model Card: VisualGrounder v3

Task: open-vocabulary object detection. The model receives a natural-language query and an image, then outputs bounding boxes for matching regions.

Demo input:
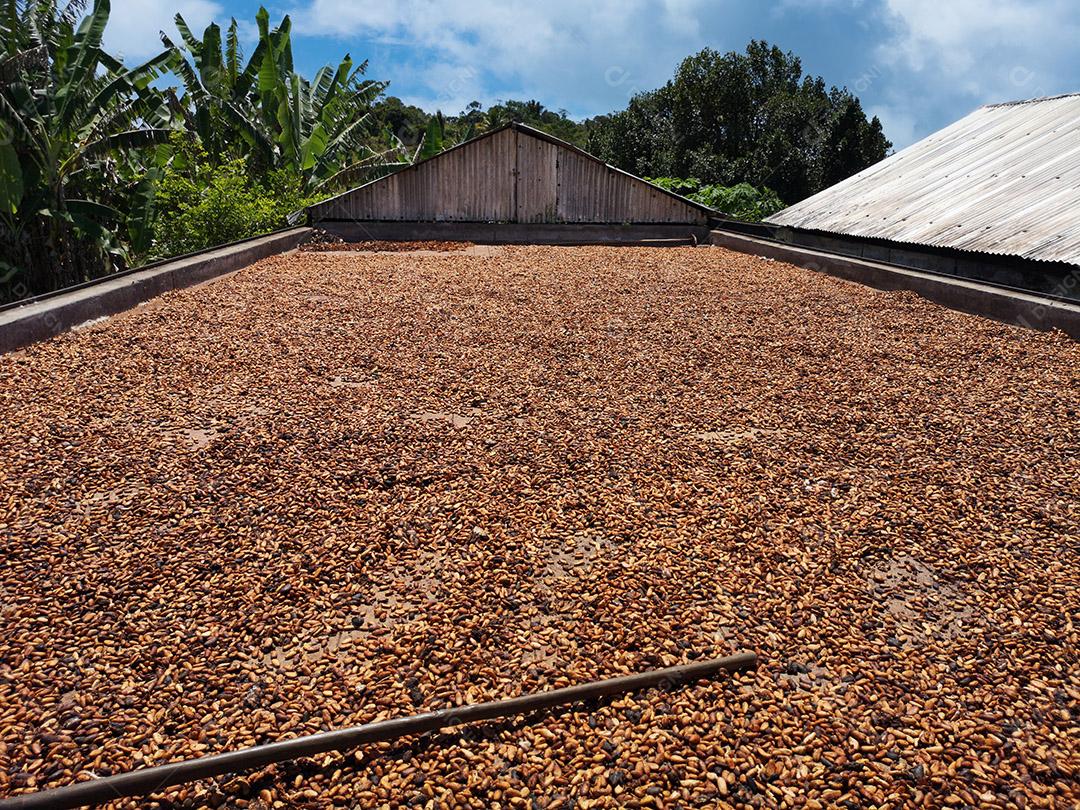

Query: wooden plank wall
[310,128,708,225]
[555,149,703,224]
[515,133,559,223]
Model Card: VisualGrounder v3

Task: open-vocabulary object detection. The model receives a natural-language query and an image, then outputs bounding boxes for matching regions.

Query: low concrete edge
[318,221,711,245]
[0,227,311,354]
[710,229,1080,339]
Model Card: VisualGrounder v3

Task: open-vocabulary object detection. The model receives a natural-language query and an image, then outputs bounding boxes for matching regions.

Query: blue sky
[108,0,1080,149]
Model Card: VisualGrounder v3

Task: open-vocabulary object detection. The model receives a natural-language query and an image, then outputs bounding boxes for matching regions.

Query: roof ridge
[983,91,1080,108]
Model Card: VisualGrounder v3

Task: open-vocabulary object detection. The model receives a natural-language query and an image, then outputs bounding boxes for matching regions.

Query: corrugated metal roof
[765,93,1080,265]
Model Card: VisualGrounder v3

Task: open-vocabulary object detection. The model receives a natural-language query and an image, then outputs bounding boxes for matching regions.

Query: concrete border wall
[319,221,710,245]
[0,227,311,354]
[710,229,1080,339]
[773,227,1080,301]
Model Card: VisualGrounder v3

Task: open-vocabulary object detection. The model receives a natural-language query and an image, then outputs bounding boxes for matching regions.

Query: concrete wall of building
[775,228,1080,301]
[319,221,710,245]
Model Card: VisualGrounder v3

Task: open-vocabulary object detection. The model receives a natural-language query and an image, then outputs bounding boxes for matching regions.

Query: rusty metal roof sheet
[765,93,1080,265]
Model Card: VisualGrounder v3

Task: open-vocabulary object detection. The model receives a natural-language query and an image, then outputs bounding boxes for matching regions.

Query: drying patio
[0,245,1076,808]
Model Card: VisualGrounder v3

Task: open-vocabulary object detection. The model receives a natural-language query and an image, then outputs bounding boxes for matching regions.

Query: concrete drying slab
[0,227,311,353]
[711,229,1080,339]
[2,245,1076,807]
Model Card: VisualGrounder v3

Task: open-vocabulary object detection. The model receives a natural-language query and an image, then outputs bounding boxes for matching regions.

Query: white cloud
[769,0,1080,148]
[107,0,223,62]
[289,0,715,115]
[394,61,491,115]
[878,0,1080,99]
[100,0,1080,149]
[853,0,1080,147]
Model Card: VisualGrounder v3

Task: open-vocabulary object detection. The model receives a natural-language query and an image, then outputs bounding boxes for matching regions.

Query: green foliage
[589,41,891,203]
[690,183,785,222]
[0,2,394,302]
[473,99,588,146]
[0,141,22,215]
[646,177,785,221]
[417,112,446,161]
[163,12,268,162]
[371,97,591,153]
[165,7,391,192]
[0,0,178,302]
[152,135,317,257]
[370,96,429,146]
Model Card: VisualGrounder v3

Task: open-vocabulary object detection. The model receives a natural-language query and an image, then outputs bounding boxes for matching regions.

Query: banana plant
[0,0,178,299]
[313,131,414,194]
[319,110,474,195]
[417,112,446,161]
[166,6,391,191]
[252,6,389,190]
[164,11,281,162]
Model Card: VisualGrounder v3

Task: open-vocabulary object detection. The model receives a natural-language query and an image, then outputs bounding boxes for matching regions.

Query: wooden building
[306,123,714,243]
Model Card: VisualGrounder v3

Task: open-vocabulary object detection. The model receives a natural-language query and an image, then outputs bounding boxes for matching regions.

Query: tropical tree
[370,95,429,147]
[0,0,177,300]
[152,134,318,257]
[587,41,891,203]
[165,7,393,192]
[479,99,587,146]
[407,111,476,162]
[820,95,887,188]
[161,14,265,161]
[367,98,591,158]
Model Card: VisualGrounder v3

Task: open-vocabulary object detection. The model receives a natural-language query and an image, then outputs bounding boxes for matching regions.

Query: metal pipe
[0,652,756,810]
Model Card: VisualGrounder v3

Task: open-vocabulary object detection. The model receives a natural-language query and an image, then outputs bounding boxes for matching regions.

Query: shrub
[690,183,786,222]
[152,139,318,258]
[647,177,784,222]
